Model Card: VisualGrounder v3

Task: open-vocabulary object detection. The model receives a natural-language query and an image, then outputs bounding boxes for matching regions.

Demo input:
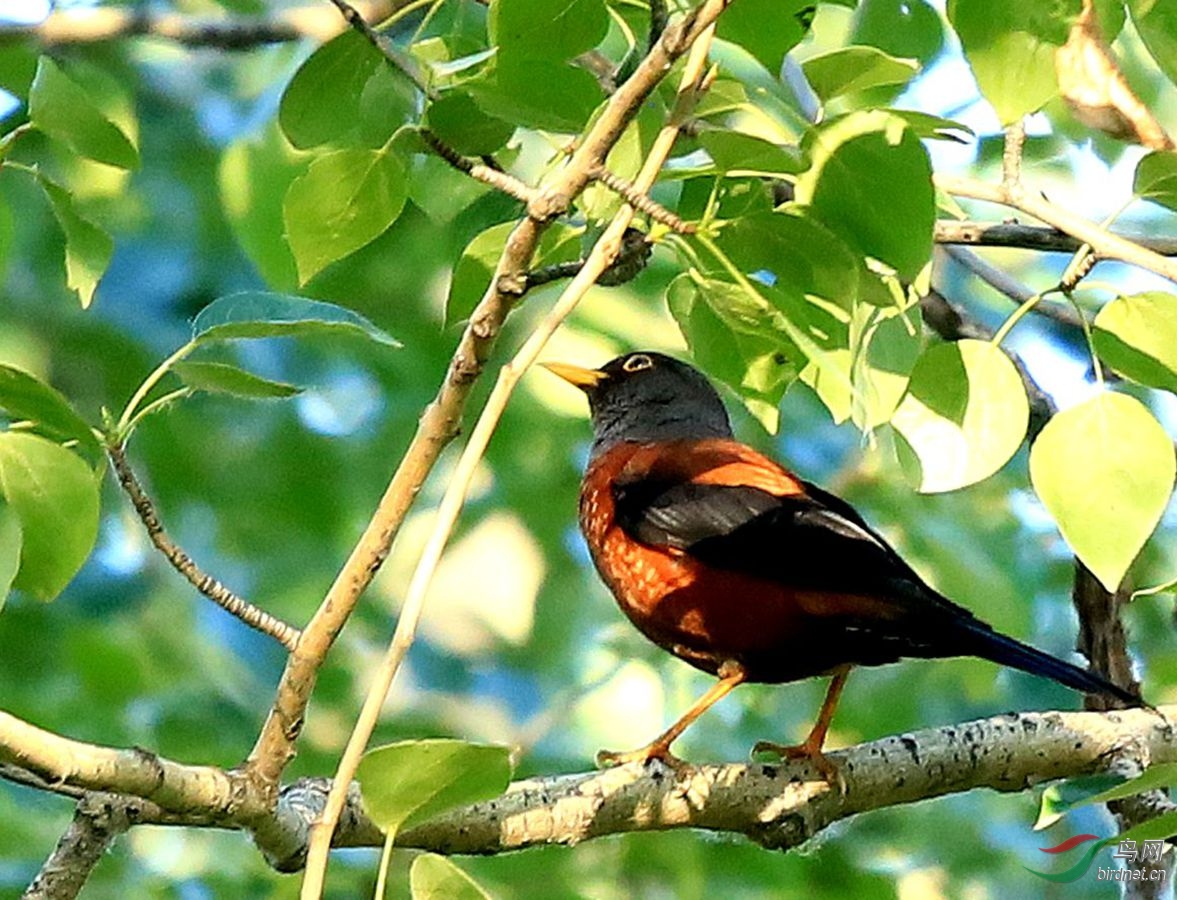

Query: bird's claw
[596,743,690,773]
[752,739,846,793]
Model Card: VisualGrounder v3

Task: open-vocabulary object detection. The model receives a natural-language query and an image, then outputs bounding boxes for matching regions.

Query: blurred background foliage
[0,0,1175,896]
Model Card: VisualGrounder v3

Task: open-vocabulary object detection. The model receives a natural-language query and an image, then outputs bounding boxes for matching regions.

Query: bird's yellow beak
[539,361,606,391]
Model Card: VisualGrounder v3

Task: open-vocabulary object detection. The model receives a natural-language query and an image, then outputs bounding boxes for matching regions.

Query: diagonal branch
[243,0,732,803]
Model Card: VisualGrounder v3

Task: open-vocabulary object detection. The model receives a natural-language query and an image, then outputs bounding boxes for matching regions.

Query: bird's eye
[622,354,653,373]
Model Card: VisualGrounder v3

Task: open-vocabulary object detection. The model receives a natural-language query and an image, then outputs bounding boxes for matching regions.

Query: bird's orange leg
[753,665,851,784]
[596,661,747,770]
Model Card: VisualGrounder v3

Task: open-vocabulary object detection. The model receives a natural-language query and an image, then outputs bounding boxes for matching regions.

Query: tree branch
[24,794,139,900]
[0,0,408,48]
[934,174,1177,284]
[395,707,1176,855]
[107,442,301,652]
[243,0,733,802]
[933,220,1177,256]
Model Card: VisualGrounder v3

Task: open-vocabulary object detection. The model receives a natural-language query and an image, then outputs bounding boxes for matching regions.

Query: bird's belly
[590,529,851,682]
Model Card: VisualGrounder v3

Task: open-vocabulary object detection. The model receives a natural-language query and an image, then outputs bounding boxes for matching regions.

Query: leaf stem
[116,342,196,437]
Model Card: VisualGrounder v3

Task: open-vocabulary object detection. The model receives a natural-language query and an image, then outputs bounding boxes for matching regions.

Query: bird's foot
[752,739,845,793]
[596,742,690,773]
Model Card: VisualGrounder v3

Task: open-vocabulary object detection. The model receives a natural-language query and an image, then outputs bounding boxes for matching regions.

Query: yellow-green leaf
[1030,392,1175,591]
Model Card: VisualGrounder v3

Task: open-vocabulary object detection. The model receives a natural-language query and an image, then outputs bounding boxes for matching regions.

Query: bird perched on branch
[544,351,1142,778]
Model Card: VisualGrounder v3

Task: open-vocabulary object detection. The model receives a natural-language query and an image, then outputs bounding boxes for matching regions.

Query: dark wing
[613,474,927,598]
[612,472,1141,702]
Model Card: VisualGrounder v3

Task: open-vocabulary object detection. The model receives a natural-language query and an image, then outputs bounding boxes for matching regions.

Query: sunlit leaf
[1092,291,1177,394]
[717,0,813,73]
[410,855,493,900]
[283,147,407,283]
[1128,0,1177,88]
[795,110,933,280]
[0,432,100,601]
[489,0,607,62]
[28,56,138,169]
[192,292,399,346]
[357,739,511,833]
[1133,151,1177,213]
[0,502,20,612]
[1030,392,1175,591]
[891,339,1029,492]
[172,361,302,399]
[0,364,100,461]
[38,177,113,309]
[697,132,805,176]
[948,0,1075,123]
[801,46,919,102]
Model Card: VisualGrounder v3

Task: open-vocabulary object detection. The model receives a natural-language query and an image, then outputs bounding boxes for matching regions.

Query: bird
[542,350,1142,777]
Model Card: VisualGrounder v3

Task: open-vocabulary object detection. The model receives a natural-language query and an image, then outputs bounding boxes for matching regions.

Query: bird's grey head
[543,351,733,458]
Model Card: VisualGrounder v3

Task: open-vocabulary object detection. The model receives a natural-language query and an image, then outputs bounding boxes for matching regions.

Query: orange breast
[579,439,873,681]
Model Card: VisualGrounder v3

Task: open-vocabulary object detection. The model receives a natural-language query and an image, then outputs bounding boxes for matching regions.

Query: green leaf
[0,195,12,276]
[488,57,604,133]
[716,210,858,310]
[283,147,407,284]
[1117,808,1177,844]
[28,57,138,169]
[1093,291,1177,393]
[0,432,100,601]
[1063,763,1177,813]
[218,123,304,290]
[0,502,21,613]
[0,364,101,461]
[410,855,493,900]
[696,132,805,176]
[1133,575,1177,599]
[357,739,512,833]
[1133,151,1177,213]
[666,272,800,431]
[172,361,302,399]
[717,0,813,73]
[490,0,607,62]
[426,91,516,156]
[1030,392,1175,591]
[1129,0,1177,88]
[1034,773,1130,830]
[192,292,400,346]
[38,177,114,309]
[890,339,1029,492]
[278,30,385,150]
[947,0,1075,124]
[795,111,933,280]
[801,46,919,102]
[851,0,946,64]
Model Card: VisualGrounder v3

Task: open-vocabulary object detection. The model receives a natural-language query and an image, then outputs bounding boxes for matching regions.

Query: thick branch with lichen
[10,705,1170,870]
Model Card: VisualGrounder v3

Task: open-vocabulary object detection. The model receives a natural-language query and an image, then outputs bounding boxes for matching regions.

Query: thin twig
[525,227,653,289]
[592,164,695,233]
[300,9,727,895]
[941,245,1084,329]
[1001,120,1025,189]
[327,0,435,98]
[933,220,1177,256]
[419,129,534,203]
[106,443,301,652]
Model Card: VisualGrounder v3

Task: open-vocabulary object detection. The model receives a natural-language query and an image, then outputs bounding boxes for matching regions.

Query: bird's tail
[959,620,1142,706]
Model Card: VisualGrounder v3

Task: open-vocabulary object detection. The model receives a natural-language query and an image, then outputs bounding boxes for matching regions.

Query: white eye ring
[622,354,653,373]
